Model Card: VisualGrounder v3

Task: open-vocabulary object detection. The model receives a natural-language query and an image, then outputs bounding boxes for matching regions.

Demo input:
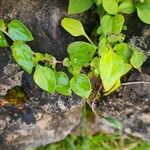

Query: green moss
[4,86,29,106]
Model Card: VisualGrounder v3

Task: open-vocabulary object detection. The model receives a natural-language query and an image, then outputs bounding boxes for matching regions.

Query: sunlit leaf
[104,80,121,95]
[99,50,124,91]
[61,18,86,37]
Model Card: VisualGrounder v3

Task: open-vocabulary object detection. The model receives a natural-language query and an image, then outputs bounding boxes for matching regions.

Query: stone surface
[0,98,83,150]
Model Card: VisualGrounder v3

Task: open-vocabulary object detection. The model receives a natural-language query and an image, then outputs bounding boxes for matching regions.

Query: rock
[0,97,83,150]
[0,49,23,96]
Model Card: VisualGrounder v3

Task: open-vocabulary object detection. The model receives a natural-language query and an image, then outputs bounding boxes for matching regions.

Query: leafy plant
[0,0,149,100]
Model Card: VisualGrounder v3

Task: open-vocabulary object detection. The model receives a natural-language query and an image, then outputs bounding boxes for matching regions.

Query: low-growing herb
[0,0,149,100]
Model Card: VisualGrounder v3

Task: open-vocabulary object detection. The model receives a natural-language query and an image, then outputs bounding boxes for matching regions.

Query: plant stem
[122,81,150,86]
[2,30,63,65]
[84,33,97,48]
[32,51,63,64]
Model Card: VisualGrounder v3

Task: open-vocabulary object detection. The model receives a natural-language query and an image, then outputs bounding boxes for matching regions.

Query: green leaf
[34,65,56,93]
[68,41,96,68]
[130,50,147,69]
[113,43,132,63]
[70,74,92,99]
[99,50,124,92]
[8,20,33,41]
[61,18,86,37]
[104,117,124,132]
[68,0,94,14]
[0,31,8,47]
[119,1,135,14]
[0,19,6,31]
[98,36,109,56]
[56,71,71,96]
[101,14,124,35]
[102,0,119,15]
[11,41,33,73]
[136,0,150,24]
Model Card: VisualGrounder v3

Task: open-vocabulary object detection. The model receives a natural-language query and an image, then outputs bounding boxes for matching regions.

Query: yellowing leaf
[99,50,124,92]
[104,80,121,95]
[123,63,132,75]
[102,0,119,15]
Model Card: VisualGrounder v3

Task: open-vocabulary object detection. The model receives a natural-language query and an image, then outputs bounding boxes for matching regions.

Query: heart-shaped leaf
[70,74,92,99]
[34,65,56,93]
[68,41,96,68]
